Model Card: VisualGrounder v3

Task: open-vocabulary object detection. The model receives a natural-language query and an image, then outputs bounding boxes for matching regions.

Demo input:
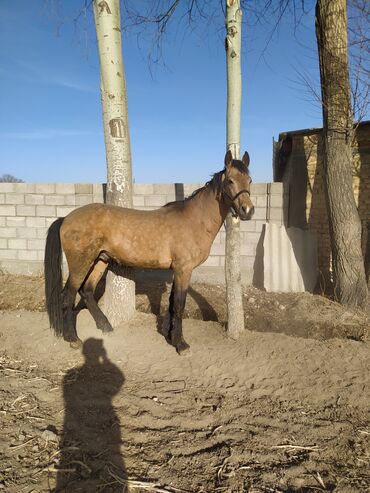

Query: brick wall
[0,182,285,284]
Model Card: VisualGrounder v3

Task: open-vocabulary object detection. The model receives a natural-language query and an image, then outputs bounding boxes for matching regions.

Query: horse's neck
[189,184,228,239]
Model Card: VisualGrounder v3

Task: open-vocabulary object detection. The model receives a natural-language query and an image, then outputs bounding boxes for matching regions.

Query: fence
[0,182,286,285]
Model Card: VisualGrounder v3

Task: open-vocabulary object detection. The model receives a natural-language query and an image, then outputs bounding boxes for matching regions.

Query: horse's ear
[242,151,250,168]
[224,150,233,169]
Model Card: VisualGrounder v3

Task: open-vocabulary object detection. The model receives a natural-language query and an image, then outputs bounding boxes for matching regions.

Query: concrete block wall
[0,182,286,283]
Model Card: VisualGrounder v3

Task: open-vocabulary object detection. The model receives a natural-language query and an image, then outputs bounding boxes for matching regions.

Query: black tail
[44,217,64,337]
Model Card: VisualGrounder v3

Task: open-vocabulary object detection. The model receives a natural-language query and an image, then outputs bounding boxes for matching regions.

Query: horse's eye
[228,179,234,185]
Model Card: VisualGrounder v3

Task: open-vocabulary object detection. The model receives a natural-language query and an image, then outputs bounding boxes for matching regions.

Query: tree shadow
[55,338,126,492]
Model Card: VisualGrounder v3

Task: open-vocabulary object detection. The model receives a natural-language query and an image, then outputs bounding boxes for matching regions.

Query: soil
[0,272,369,493]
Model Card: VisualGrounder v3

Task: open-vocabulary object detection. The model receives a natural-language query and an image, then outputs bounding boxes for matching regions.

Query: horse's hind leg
[79,260,113,334]
[62,256,96,348]
[165,268,191,355]
[62,278,80,347]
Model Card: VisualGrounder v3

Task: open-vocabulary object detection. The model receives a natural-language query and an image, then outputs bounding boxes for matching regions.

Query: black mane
[163,160,250,208]
[164,170,224,207]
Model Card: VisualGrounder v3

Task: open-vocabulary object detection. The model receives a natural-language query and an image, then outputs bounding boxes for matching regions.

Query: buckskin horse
[44,151,254,354]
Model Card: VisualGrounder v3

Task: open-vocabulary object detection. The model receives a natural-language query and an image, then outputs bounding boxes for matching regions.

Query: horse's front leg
[164,268,191,355]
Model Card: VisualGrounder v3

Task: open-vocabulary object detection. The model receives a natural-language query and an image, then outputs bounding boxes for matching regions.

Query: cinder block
[15,183,35,193]
[184,184,202,196]
[240,220,256,232]
[251,183,267,195]
[270,194,284,207]
[17,227,37,239]
[45,195,65,206]
[37,228,48,239]
[154,184,175,194]
[0,250,17,260]
[18,250,38,261]
[27,239,45,250]
[0,218,6,226]
[56,206,75,217]
[0,194,4,204]
[144,195,166,207]
[269,208,283,222]
[35,184,55,194]
[75,184,93,194]
[202,256,220,267]
[56,184,75,194]
[165,195,176,204]
[46,218,56,227]
[256,195,267,208]
[37,250,45,261]
[7,217,26,227]
[75,194,93,206]
[219,231,226,244]
[6,194,24,205]
[26,217,46,228]
[269,182,283,194]
[93,184,104,195]
[93,194,104,204]
[0,239,7,248]
[25,194,44,205]
[0,205,16,216]
[242,231,261,245]
[0,227,16,238]
[133,196,144,207]
[16,205,35,216]
[210,243,225,255]
[0,183,15,193]
[65,195,76,206]
[134,184,154,195]
[252,207,267,220]
[240,256,255,269]
[8,238,27,250]
[254,220,265,232]
[36,205,56,217]
[241,242,258,256]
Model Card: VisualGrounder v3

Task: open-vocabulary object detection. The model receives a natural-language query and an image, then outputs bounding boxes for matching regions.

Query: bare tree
[225,0,245,338]
[93,0,135,324]
[0,174,23,183]
[316,0,368,307]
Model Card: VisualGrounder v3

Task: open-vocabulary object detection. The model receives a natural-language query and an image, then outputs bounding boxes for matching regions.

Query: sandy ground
[0,273,369,493]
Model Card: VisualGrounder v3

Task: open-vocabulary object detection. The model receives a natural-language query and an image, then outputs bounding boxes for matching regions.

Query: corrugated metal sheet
[264,223,318,292]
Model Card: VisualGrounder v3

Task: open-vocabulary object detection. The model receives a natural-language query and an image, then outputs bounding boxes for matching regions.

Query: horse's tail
[44,217,64,337]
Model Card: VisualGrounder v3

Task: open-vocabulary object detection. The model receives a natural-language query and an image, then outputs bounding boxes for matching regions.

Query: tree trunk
[225,0,245,338]
[93,0,135,324]
[315,0,368,308]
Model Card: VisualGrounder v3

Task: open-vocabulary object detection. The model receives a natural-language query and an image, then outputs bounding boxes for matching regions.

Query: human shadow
[55,338,126,492]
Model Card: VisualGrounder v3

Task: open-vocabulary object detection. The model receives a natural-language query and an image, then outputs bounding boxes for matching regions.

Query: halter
[221,188,251,218]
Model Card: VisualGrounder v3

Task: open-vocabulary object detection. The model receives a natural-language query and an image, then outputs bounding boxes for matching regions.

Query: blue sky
[0,1,323,184]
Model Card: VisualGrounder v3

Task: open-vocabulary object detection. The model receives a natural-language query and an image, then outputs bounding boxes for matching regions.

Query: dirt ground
[0,273,369,493]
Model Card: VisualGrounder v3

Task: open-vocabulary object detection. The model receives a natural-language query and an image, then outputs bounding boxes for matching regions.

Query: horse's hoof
[176,341,191,356]
[69,339,83,350]
[99,322,114,334]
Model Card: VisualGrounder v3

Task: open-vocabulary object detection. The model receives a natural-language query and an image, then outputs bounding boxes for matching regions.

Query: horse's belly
[109,237,171,269]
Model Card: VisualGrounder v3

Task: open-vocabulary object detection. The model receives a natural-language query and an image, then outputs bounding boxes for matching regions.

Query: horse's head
[221,150,254,220]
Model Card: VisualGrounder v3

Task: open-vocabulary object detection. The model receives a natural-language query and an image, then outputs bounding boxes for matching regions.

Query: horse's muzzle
[238,205,254,221]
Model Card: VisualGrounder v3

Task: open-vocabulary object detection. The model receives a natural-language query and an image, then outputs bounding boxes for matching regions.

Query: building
[273,121,370,289]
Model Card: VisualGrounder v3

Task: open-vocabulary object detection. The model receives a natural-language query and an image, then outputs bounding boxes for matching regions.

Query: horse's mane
[164,170,224,208]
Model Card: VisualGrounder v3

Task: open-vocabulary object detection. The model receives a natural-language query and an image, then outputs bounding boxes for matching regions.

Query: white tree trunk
[225,0,245,339]
[93,0,135,325]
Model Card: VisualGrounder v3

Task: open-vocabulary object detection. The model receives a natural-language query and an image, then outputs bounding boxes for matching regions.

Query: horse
[44,150,254,354]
